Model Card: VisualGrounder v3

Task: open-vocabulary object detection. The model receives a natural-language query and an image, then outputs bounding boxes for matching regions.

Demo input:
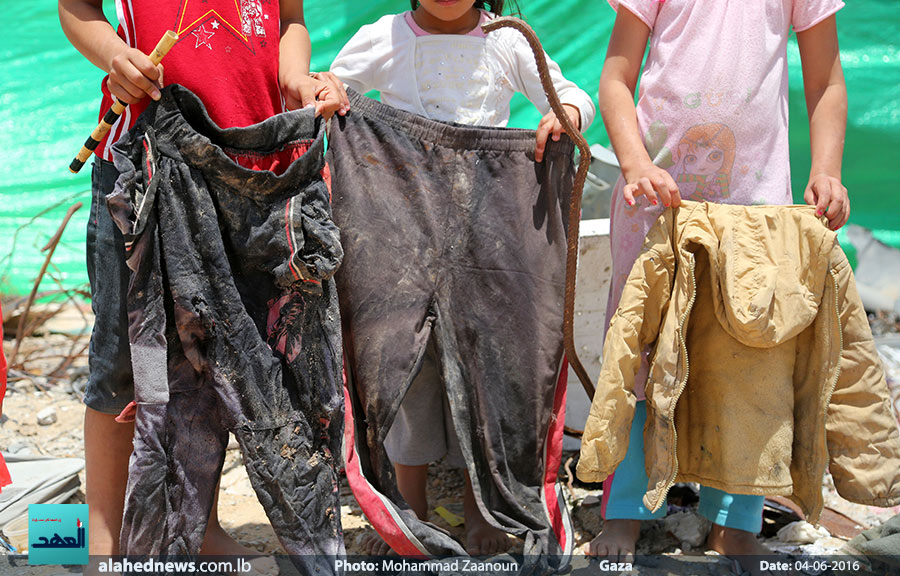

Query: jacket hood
[676,201,837,348]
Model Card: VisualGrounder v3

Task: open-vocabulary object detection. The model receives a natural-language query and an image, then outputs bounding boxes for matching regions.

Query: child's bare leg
[462,471,510,556]
[84,407,134,555]
[396,463,429,519]
[201,482,279,575]
[586,519,639,563]
[707,524,773,576]
[82,408,133,576]
[361,462,429,555]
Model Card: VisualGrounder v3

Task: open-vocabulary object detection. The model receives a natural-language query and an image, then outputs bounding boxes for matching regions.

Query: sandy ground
[2,320,900,574]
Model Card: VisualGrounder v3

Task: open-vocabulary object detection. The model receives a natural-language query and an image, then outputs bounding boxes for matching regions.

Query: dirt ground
[2,313,900,574]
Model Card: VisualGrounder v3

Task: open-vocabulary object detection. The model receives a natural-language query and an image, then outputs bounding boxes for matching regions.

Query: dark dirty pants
[107,85,345,572]
[327,89,575,567]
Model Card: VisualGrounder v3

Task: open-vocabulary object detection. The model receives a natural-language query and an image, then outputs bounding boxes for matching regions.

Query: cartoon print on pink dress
[673,123,735,201]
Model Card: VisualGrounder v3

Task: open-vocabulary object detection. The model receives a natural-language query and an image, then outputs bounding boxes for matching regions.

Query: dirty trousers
[327,89,575,563]
[107,85,345,567]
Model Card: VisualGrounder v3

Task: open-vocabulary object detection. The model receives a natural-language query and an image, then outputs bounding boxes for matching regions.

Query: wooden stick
[69,30,179,173]
[10,202,83,364]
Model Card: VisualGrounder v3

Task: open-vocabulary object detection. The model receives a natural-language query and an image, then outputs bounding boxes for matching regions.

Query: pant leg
[697,486,764,534]
[84,158,135,414]
[384,337,449,466]
[601,401,666,521]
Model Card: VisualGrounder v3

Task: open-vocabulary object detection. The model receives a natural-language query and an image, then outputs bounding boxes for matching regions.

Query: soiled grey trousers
[108,85,345,572]
[327,89,575,567]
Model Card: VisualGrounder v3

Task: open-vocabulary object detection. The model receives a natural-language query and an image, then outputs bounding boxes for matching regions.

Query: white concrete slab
[564,218,612,450]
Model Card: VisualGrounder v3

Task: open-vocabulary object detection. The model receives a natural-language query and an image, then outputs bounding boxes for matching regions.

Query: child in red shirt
[59,0,347,565]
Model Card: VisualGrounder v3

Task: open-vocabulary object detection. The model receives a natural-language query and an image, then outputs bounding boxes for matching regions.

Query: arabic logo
[28,503,89,565]
[32,518,85,549]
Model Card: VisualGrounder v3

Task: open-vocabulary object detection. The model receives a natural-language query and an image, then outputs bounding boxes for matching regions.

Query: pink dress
[606,0,844,398]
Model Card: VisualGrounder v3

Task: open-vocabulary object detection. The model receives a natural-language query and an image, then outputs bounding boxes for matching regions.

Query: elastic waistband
[129,85,326,200]
[345,88,575,156]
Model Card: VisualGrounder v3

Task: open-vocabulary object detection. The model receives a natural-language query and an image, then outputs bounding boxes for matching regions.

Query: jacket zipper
[653,255,698,512]
[811,270,843,521]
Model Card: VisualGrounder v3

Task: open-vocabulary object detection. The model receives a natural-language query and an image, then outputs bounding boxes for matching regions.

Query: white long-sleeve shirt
[330,11,595,131]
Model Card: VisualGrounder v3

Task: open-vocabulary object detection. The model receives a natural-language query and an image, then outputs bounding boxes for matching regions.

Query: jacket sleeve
[827,253,900,507]
[577,215,674,483]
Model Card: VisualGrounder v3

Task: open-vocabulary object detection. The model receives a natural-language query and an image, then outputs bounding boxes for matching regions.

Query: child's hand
[107,47,164,104]
[804,173,849,230]
[282,72,350,119]
[622,163,681,208]
[535,104,581,163]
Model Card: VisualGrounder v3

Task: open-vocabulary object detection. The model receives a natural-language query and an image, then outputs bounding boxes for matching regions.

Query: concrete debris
[776,520,830,544]
[662,510,711,548]
[581,495,601,508]
[36,406,57,426]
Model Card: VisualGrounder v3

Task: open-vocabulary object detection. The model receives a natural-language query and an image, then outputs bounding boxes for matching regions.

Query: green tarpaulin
[2,1,898,295]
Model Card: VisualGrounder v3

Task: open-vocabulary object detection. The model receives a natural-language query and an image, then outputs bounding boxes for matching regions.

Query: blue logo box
[27,504,89,565]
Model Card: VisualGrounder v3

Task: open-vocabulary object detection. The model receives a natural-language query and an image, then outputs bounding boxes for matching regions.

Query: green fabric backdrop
[2,1,898,295]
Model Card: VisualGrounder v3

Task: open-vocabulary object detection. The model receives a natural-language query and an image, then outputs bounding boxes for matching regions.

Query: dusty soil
[2,318,900,574]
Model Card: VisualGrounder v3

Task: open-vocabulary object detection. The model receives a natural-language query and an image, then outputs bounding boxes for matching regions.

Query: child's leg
[589,401,663,559]
[84,408,134,556]
[383,338,447,515]
[699,486,770,574]
[697,486,764,536]
[83,159,138,560]
[364,339,444,554]
[441,421,510,556]
[201,482,280,575]
[395,463,430,520]
[461,469,511,556]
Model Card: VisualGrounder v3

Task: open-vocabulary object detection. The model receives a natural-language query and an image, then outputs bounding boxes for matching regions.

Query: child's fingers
[652,176,675,207]
[107,77,144,104]
[825,181,847,217]
[803,183,817,208]
[298,82,317,110]
[551,120,564,142]
[825,182,850,230]
[811,179,831,217]
[638,177,659,205]
[623,183,639,206]
[663,172,681,207]
[313,85,344,119]
[315,71,350,115]
[119,51,162,100]
[534,116,553,162]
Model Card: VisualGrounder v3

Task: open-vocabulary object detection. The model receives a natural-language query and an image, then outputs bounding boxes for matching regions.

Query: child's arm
[600,8,679,208]
[797,15,849,231]
[280,0,349,118]
[507,33,594,162]
[58,0,163,103]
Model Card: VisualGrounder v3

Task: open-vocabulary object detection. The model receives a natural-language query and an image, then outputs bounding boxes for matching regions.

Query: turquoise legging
[601,401,764,534]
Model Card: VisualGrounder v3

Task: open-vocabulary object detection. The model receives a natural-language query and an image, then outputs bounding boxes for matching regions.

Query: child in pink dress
[589,0,849,569]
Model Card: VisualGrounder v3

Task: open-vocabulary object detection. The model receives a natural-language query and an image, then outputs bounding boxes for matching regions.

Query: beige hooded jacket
[577,201,900,523]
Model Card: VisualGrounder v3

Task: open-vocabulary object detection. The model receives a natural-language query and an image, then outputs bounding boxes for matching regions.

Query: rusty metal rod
[482,17,595,400]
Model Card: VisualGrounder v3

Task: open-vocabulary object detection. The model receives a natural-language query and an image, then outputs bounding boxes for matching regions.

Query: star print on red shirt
[93,0,283,161]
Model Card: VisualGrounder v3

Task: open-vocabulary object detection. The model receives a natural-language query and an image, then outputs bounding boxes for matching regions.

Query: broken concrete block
[663,510,711,548]
[36,406,57,426]
[776,520,830,544]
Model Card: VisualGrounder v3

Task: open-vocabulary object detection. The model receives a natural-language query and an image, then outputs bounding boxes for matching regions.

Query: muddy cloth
[327,89,575,566]
[845,512,900,567]
[106,85,345,569]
